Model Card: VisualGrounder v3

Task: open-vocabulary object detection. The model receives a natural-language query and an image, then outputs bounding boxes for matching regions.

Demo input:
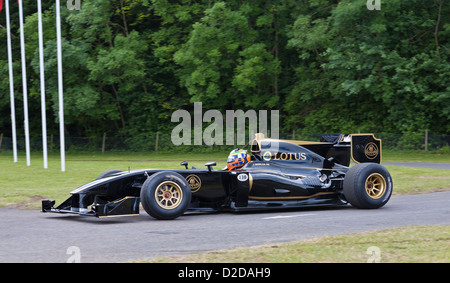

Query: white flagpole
[56,0,65,171]
[18,0,31,166]
[5,0,18,163]
[37,0,48,169]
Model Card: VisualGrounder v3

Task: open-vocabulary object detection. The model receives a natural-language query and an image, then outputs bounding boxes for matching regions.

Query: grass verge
[138,225,450,263]
[385,166,450,195]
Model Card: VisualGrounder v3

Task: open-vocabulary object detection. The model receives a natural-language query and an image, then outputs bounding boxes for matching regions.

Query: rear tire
[140,171,191,220]
[343,163,393,209]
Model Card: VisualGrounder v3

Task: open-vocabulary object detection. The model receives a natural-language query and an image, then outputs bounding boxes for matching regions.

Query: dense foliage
[0,0,448,140]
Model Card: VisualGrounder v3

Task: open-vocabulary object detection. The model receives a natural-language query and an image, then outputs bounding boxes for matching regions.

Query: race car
[42,133,393,220]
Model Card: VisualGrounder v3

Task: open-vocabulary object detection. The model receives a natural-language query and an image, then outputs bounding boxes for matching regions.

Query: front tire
[343,163,393,209]
[140,171,192,220]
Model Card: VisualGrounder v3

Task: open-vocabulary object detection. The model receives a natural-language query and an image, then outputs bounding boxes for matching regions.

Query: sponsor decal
[237,174,248,182]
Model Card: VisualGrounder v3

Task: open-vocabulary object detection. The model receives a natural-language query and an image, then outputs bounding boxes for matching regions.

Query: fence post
[155,131,159,152]
[0,133,3,151]
[102,132,106,154]
[424,129,428,151]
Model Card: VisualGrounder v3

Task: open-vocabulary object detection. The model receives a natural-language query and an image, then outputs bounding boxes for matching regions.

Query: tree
[286,0,450,134]
[174,2,280,111]
[0,0,448,142]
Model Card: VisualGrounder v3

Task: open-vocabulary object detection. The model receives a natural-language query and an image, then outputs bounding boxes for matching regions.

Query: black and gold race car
[42,133,392,220]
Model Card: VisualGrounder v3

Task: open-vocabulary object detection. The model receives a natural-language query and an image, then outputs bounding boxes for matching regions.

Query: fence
[0,132,449,153]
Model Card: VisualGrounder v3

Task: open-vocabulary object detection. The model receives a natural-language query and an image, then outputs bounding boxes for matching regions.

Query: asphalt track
[0,191,449,263]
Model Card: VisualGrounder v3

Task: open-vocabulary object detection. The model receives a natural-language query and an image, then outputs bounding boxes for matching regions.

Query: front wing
[42,196,140,218]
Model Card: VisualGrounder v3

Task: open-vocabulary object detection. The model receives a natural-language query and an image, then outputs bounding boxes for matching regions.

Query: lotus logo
[263,151,272,161]
[365,142,379,159]
[186,174,201,192]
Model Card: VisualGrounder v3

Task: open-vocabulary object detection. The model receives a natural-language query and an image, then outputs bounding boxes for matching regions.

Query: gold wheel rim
[155,181,183,210]
[365,173,386,199]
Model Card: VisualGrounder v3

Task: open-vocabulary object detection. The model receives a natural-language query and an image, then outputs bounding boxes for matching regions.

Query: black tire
[343,163,393,209]
[95,169,123,180]
[140,171,192,220]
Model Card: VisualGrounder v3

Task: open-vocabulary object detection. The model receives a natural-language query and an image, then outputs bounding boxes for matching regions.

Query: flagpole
[56,0,65,172]
[5,0,18,163]
[5,0,17,163]
[37,0,48,169]
[18,0,31,166]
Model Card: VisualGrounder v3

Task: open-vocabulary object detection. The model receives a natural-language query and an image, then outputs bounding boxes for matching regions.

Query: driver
[226,149,251,171]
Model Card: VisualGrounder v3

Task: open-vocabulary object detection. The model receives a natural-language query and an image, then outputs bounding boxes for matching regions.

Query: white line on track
[262,213,316,220]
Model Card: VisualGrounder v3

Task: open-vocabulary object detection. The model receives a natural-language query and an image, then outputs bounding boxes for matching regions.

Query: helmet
[227,149,251,171]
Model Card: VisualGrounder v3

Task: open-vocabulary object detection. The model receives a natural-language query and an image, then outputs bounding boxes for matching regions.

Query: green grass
[139,225,450,263]
[385,166,450,195]
[64,150,229,161]
[383,149,450,163]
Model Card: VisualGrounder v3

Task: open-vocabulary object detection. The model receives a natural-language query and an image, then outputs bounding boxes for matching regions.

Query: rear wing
[320,133,382,164]
[350,134,382,164]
